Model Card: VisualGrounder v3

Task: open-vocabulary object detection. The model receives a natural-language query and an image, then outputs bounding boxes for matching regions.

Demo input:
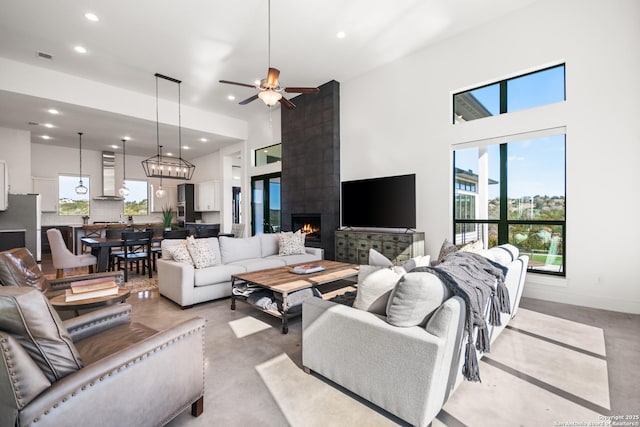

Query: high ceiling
[0,0,537,159]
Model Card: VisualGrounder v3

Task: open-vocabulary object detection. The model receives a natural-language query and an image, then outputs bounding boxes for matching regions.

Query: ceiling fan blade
[267,68,280,86]
[239,94,259,105]
[279,97,296,110]
[284,87,320,94]
[219,80,256,89]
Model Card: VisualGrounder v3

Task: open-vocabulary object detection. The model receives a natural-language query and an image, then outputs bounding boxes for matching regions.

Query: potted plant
[161,205,174,231]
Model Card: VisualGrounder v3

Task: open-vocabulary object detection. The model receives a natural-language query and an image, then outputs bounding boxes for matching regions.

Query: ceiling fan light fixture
[258,90,282,106]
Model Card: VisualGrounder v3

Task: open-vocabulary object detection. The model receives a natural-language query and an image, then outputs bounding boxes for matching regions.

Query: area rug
[124,276,158,292]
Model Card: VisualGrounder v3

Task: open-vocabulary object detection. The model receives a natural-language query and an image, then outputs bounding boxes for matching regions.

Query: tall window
[59,175,90,215]
[453,131,566,275]
[123,179,149,216]
[453,64,565,123]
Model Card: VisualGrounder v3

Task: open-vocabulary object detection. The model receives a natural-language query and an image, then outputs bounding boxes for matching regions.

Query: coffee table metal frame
[230,260,358,334]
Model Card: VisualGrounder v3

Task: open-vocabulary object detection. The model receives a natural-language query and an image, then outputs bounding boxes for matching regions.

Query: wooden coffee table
[231,260,358,334]
[50,287,131,316]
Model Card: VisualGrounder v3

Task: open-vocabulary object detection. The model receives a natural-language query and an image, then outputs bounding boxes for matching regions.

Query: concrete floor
[116,289,639,427]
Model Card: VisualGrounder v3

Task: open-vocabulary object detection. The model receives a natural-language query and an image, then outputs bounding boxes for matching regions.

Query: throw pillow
[386,272,453,327]
[278,231,306,256]
[0,287,83,382]
[402,254,431,272]
[168,242,194,265]
[368,248,394,267]
[436,239,457,264]
[353,267,404,315]
[186,236,218,269]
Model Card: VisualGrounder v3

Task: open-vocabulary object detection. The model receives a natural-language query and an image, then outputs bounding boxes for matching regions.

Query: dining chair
[163,229,190,239]
[114,230,153,282]
[80,224,104,254]
[46,228,97,278]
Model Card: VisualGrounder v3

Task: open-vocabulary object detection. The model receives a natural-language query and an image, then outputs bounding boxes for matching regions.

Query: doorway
[251,173,281,235]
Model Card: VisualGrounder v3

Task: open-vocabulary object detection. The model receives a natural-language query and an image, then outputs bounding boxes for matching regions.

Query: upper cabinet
[195,180,220,212]
[32,177,57,212]
[150,184,177,212]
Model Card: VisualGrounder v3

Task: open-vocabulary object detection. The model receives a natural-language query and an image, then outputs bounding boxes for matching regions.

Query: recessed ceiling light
[183,146,190,150]
[166,152,174,157]
[84,12,99,22]
[48,108,59,115]
[41,135,50,140]
[200,138,207,142]
[227,95,235,101]
[336,31,346,39]
[110,145,119,149]
[74,46,88,54]
[254,80,261,86]
[43,123,54,128]
[123,136,131,140]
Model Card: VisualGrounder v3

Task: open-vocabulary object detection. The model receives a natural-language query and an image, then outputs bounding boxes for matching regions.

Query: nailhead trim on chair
[1,337,26,408]
[29,324,206,425]
[66,311,131,336]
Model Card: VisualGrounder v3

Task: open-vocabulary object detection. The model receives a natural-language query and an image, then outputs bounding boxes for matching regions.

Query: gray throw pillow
[386,272,452,327]
[0,287,83,382]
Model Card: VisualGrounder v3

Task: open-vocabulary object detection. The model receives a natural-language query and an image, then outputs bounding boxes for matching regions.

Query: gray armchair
[0,287,205,427]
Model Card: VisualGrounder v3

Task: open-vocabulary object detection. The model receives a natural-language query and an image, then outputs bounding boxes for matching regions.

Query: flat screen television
[341,174,416,229]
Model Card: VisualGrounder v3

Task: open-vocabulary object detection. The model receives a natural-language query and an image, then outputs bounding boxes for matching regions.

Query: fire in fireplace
[292,214,321,247]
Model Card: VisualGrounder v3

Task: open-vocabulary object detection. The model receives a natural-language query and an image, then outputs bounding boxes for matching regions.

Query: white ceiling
[0,0,537,159]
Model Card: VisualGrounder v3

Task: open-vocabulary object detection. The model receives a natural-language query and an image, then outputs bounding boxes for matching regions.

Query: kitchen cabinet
[195,180,220,212]
[150,184,177,212]
[33,177,58,212]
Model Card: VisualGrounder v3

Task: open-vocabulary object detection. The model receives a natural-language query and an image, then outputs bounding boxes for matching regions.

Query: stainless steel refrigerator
[0,194,41,261]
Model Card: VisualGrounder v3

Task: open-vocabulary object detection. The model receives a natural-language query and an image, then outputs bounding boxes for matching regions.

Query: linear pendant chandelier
[142,73,195,180]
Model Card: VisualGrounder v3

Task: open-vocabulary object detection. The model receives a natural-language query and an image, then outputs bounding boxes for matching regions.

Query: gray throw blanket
[412,251,510,382]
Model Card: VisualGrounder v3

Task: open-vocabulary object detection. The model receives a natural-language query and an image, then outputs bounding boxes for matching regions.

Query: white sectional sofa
[302,244,528,427]
[158,234,323,308]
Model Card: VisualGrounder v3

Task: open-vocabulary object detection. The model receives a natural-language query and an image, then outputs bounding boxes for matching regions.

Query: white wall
[340,0,640,313]
[0,126,31,194]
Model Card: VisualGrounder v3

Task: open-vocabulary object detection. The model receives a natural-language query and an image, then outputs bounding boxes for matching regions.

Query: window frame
[58,174,90,216]
[122,178,149,216]
[452,129,566,276]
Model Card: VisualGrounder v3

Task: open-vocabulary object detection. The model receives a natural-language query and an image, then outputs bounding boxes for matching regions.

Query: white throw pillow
[168,242,194,265]
[368,248,394,267]
[186,236,218,269]
[402,254,431,272]
[278,231,306,256]
[353,267,404,315]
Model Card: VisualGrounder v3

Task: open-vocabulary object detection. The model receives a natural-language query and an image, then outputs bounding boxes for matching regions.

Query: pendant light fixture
[154,145,166,198]
[118,138,129,197]
[75,132,88,195]
[141,73,195,180]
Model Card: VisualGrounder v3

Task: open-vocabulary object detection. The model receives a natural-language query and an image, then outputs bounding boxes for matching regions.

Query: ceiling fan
[219,0,319,110]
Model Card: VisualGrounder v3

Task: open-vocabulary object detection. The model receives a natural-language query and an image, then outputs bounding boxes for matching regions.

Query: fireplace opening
[292,214,321,247]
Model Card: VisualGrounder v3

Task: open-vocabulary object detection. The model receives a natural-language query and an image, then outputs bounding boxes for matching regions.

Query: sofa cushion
[228,258,286,272]
[260,233,280,257]
[0,247,51,292]
[353,267,404,315]
[186,236,219,268]
[386,272,453,327]
[0,287,83,382]
[270,253,321,265]
[194,264,247,287]
[167,242,194,265]
[278,231,306,256]
[219,236,262,264]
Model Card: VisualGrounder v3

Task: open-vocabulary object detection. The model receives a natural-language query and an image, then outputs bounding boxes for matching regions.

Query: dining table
[80,236,163,272]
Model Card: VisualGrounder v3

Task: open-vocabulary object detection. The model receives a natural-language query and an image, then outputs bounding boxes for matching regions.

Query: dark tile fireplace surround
[281,80,340,260]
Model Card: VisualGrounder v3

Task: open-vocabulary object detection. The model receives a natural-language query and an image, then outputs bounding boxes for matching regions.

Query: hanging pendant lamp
[118,138,130,197]
[141,73,195,180]
[75,132,88,195]
[154,145,167,198]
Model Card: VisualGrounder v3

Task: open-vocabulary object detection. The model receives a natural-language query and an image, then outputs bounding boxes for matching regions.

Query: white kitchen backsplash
[41,199,165,226]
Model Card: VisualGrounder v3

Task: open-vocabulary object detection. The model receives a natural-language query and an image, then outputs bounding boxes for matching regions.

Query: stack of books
[65,277,120,302]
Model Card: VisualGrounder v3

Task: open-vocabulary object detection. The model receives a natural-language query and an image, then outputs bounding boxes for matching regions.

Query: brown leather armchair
[0,247,123,296]
[0,287,205,426]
